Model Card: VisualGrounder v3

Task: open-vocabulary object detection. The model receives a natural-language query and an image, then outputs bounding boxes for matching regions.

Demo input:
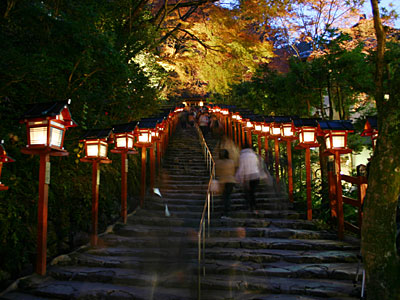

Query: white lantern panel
[127,137,133,149]
[255,125,262,131]
[282,126,293,137]
[138,132,150,143]
[325,136,331,149]
[99,143,107,157]
[303,131,315,143]
[50,127,63,147]
[87,144,99,157]
[246,121,253,128]
[262,125,269,133]
[116,137,126,148]
[332,135,345,148]
[30,127,48,145]
[272,126,281,136]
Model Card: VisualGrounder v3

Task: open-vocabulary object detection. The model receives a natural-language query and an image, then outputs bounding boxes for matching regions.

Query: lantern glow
[80,129,112,160]
[317,120,353,153]
[21,100,77,151]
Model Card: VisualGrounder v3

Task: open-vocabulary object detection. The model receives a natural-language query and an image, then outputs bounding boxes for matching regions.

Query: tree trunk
[361,1,400,299]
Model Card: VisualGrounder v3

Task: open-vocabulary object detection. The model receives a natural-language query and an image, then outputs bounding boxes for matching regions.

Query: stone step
[204,247,358,264]
[202,259,360,281]
[14,276,195,300]
[135,208,303,220]
[48,265,197,289]
[199,274,360,298]
[128,215,317,230]
[209,227,338,240]
[205,236,358,250]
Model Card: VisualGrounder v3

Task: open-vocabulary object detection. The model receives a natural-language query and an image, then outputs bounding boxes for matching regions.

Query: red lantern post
[262,117,273,167]
[361,116,378,150]
[280,118,298,203]
[80,129,112,246]
[134,120,157,207]
[20,100,77,275]
[318,120,354,239]
[294,118,320,220]
[269,120,282,186]
[0,142,15,191]
[111,122,138,223]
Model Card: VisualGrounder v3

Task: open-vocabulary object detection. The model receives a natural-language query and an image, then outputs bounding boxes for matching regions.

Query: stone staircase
[1,126,362,300]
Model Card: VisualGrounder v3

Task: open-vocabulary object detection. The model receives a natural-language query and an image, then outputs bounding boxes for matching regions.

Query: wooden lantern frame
[0,143,15,191]
[269,122,282,138]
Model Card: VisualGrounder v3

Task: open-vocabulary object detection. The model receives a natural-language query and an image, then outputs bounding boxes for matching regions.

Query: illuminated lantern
[112,122,137,152]
[294,118,320,148]
[317,120,354,240]
[0,141,15,191]
[280,118,296,139]
[21,99,77,151]
[318,120,354,153]
[80,129,112,160]
[293,118,321,220]
[262,116,273,136]
[79,129,112,247]
[269,120,282,138]
[111,122,138,224]
[20,99,77,276]
[135,120,158,207]
[361,116,378,149]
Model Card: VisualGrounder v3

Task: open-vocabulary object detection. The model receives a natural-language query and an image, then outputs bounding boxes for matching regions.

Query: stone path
[0,126,362,300]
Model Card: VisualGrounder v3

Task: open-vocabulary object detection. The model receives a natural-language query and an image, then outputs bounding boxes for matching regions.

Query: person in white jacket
[235,142,260,211]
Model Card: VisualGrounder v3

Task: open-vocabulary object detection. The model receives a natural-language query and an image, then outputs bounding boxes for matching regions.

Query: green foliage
[0,0,166,287]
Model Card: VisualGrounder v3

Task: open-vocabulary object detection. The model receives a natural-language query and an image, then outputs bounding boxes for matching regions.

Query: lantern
[274,117,295,140]
[135,128,152,146]
[0,142,15,191]
[20,100,77,276]
[294,118,320,148]
[21,99,77,151]
[269,122,281,138]
[112,122,137,152]
[199,101,204,107]
[361,116,378,149]
[261,119,272,136]
[318,120,354,153]
[80,129,112,160]
[221,108,229,116]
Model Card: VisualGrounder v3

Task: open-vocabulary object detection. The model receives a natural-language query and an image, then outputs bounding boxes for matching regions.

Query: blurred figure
[235,143,260,211]
[198,111,210,136]
[217,135,240,169]
[215,149,236,217]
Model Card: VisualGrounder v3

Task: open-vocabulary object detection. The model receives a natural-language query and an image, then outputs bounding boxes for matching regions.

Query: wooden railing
[328,166,368,237]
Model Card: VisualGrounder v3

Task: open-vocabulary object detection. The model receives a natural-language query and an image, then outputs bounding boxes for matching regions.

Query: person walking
[198,111,210,137]
[215,149,236,218]
[235,142,260,211]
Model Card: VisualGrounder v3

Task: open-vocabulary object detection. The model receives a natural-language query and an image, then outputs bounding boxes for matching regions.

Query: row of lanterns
[1,99,181,276]
[208,104,377,235]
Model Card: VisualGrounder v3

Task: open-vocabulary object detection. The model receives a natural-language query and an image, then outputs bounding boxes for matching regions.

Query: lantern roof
[250,115,265,122]
[0,143,15,163]
[21,100,77,127]
[272,116,293,123]
[293,118,319,128]
[137,119,159,129]
[366,116,377,129]
[263,116,275,123]
[112,122,138,134]
[318,120,354,132]
[361,116,378,137]
[80,128,112,140]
